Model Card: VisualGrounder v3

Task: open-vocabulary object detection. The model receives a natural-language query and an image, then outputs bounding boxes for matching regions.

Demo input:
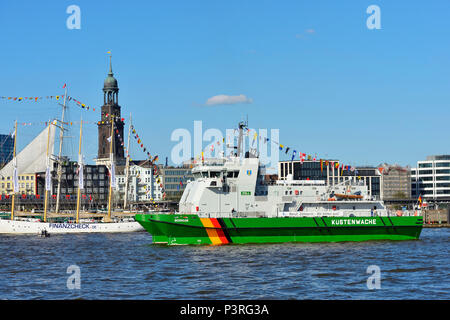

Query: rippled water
[0,228,448,300]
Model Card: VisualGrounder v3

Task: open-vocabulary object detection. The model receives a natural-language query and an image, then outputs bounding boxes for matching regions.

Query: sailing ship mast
[107,116,116,222]
[123,113,132,210]
[75,119,83,224]
[10,121,18,221]
[55,86,68,214]
[43,120,53,222]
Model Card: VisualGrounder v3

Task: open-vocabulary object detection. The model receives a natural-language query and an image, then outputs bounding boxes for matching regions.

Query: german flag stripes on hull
[199,218,233,245]
[134,214,423,245]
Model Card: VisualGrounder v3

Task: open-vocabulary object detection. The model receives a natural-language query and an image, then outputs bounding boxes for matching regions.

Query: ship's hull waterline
[135,214,423,245]
[0,219,144,234]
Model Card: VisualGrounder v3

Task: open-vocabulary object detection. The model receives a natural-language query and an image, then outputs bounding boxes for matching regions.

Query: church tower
[96,56,125,165]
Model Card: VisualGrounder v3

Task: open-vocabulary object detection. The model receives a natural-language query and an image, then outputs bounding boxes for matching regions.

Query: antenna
[236,119,248,158]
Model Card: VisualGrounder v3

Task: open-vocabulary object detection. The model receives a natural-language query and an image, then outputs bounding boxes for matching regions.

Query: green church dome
[104,73,118,88]
[103,56,118,89]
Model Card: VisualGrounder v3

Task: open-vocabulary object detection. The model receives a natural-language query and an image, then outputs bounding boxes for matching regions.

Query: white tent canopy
[0,122,56,177]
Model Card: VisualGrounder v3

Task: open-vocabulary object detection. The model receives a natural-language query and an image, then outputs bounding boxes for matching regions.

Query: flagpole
[107,116,115,222]
[75,119,83,224]
[43,120,52,222]
[10,120,18,221]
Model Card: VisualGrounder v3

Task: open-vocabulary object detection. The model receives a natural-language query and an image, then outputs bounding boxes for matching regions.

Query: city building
[378,164,411,200]
[350,167,381,198]
[278,160,381,198]
[35,161,110,205]
[0,134,14,169]
[160,164,194,201]
[0,173,37,195]
[115,161,163,203]
[278,160,388,199]
[411,155,450,201]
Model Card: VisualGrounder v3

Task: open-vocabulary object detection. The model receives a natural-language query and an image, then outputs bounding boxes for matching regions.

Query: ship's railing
[386,209,421,217]
[283,209,420,218]
[187,209,421,219]
[197,211,266,218]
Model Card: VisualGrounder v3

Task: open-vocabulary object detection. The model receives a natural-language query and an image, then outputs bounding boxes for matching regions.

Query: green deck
[135,214,423,245]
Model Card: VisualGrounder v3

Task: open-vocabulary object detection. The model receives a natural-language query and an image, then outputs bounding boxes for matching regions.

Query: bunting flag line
[1,94,97,112]
[67,95,97,112]
[1,95,63,102]
[236,129,358,178]
[126,124,164,197]
[129,124,158,163]
[14,120,101,127]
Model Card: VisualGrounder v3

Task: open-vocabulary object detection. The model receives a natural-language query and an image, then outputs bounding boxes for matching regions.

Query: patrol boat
[135,122,423,245]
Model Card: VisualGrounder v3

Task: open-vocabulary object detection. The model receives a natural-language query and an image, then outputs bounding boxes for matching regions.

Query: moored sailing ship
[135,121,423,245]
[0,94,143,234]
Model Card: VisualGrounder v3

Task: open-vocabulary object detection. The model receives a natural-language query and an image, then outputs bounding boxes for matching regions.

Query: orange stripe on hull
[199,218,228,245]
[210,218,229,244]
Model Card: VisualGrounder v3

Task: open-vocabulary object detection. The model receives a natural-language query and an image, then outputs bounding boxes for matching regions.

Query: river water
[0,228,448,300]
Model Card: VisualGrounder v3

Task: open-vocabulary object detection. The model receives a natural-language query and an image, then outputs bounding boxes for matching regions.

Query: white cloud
[295,28,316,39]
[205,94,253,106]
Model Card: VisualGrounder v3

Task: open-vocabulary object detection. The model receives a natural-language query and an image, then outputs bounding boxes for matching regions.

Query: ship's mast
[55,87,68,213]
[10,120,18,221]
[236,119,248,158]
[123,113,132,210]
[43,120,53,222]
[107,116,115,222]
[75,119,83,223]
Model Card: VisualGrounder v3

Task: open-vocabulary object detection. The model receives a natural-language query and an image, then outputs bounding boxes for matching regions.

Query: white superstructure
[178,121,414,219]
[179,156,389,218]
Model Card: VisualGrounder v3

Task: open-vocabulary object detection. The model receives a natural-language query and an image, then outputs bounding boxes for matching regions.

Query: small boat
[39,230,50,237]
[334,193,363,199]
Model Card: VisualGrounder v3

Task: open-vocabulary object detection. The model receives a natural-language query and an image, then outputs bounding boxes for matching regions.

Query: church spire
[103,52,118,105]
[108,54,113,76]
[97,55,125,164]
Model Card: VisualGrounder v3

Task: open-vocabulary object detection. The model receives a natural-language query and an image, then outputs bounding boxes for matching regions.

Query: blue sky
[1,0,449,168]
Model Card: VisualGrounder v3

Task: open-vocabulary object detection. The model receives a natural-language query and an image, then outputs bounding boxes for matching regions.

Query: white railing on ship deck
[191,209,420,219]
[196,211,266,218]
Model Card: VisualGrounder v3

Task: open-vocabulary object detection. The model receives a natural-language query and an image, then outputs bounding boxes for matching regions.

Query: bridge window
[210,171,220,178]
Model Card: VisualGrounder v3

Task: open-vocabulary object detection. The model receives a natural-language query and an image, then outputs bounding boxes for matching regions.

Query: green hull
[135,214,423,245]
